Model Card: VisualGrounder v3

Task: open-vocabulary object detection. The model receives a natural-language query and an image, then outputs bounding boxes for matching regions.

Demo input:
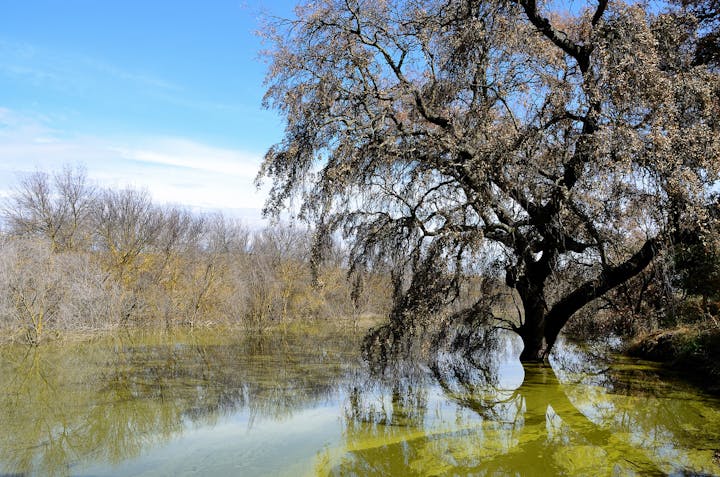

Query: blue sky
[0,0,296,224]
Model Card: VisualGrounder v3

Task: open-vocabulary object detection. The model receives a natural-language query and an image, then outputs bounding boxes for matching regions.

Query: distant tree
[91,188,163,281]
[259,0,720,360]
[2,165,95,251]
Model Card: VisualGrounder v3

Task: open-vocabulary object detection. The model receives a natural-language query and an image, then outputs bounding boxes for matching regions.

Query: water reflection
[321,334,720,477]
[0,327,360,476]
[0,327,719,476]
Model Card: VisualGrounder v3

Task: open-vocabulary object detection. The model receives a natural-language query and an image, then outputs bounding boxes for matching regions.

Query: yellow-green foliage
[0,224,391,337]
[0,169,391,338]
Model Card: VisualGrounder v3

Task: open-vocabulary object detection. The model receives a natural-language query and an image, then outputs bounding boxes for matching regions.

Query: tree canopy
[677,0,720,66]
[259,0,720,360]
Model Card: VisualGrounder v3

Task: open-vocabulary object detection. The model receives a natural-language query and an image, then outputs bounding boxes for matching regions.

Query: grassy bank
[626,325,720,394]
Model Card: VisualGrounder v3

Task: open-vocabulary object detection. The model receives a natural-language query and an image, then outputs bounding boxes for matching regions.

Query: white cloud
[0,108,269,225]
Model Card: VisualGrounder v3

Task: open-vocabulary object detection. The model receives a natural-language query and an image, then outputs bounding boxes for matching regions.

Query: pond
[1,325,719,476]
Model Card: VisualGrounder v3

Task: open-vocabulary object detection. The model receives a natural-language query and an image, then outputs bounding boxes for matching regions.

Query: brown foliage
[259,0,720,360]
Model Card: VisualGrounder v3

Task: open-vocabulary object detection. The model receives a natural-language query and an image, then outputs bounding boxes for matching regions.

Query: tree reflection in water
[1,327,719,476]
[0,327,360,476]
[322,332,720,477]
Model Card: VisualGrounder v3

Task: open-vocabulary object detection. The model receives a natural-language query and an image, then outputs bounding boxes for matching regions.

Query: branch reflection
[321,332,720,476]
[0,327,359,476]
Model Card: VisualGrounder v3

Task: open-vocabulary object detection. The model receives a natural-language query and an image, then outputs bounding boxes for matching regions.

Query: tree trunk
[517,313,571,362]
[518,328,549,362]
[516,282,551,362]
[514,237,660,362]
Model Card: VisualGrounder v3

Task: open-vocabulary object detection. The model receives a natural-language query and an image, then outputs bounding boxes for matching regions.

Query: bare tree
[259,0,720,360]
[91,188,163,281]
[0,239,63,342]
[2,165,95,251]
[0,237,120,341]
[0,164,393,332]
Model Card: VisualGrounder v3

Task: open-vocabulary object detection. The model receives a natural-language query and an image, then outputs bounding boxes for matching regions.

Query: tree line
[0,166,391,343]
[0,163,716,355]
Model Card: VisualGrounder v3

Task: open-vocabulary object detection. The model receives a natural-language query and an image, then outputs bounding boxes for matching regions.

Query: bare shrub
[0,238,120,342]
[0,167,393,334]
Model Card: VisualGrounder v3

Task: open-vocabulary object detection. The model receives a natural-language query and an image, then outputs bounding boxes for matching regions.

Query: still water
[1,325,719,476]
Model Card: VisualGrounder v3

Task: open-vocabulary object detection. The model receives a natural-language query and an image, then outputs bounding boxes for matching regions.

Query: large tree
[259,0,720,361]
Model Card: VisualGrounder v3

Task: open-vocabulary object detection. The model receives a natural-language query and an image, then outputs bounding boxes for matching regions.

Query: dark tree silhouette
[259,0,720,360]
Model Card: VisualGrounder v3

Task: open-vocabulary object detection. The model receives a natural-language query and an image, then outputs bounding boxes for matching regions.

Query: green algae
[0,327,718,476]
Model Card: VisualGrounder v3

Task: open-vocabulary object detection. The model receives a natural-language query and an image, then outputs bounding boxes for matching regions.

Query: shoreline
[625,325,720,395]
[0,314,385,346]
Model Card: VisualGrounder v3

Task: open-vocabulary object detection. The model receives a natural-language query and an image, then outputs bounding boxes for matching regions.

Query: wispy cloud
[110,138,260,177]
[88,60,181,92]
[0,108,268,224]
[0,38,181,94]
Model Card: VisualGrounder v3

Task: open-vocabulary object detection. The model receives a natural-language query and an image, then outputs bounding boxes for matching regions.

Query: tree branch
[543,236,660,345]
[516,0,591,72]
[591,0,609,26]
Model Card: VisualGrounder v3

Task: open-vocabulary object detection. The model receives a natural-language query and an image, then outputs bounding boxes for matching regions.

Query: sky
[0,0,297,226]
